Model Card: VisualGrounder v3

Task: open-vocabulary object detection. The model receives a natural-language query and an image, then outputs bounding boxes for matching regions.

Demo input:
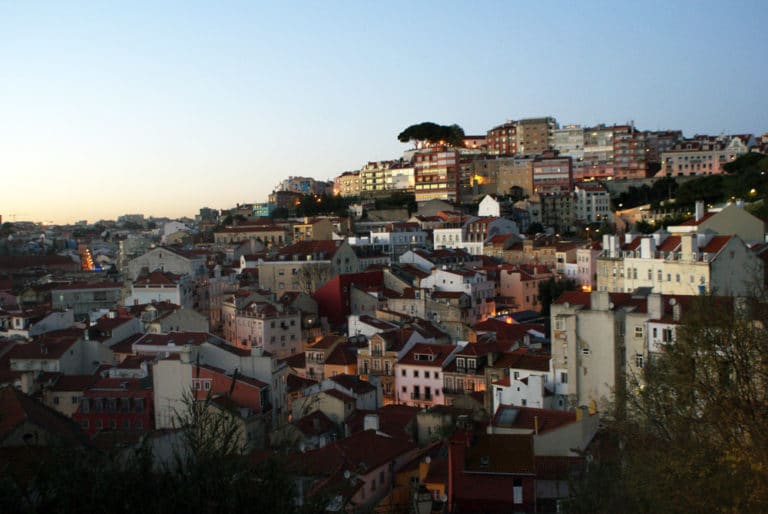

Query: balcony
[411,393,432,401]
[442,387,475,396]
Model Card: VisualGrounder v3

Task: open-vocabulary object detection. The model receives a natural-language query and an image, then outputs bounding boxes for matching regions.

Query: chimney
[681,233,697,261]
[363,413,380,432]
[672,301,681,322]
[640,237,656,259]
[648,293,662,320]
[590,291,610,311]
[695,201,705,221]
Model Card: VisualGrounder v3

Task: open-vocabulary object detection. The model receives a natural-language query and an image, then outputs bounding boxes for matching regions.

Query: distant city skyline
[2,1,766,224]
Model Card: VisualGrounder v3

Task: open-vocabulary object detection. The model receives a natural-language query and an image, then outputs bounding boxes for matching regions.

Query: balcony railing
[442,387,475,395]
[454,367,482,375]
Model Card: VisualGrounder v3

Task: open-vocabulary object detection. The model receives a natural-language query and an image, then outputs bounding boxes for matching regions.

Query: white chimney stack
[695,201,705,222]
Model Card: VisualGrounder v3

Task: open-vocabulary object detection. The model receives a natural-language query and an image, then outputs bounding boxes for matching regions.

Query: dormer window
[456,357,465,368]
[467,358,476,369]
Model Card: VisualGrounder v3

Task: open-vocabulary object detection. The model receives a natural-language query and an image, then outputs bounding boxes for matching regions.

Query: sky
[1,1,766,224]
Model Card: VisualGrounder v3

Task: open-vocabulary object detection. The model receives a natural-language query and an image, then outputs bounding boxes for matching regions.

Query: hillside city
[2,117,768,513]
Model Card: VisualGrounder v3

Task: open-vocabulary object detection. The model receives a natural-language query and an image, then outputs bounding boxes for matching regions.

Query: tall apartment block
[413,146,460,203]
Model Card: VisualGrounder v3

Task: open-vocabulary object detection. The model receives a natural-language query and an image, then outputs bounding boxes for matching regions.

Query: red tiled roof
[50,374,99,391]
[491,405,577,434]
[282,352,306,370]
[0,386,84,445]
[9,331,82,360]
[702,235,732,254]
[329,374,375,395]
[553,290,591,307]
[398,343,456,367]
[294,410,336,436]
[134,271,182,286]
[462,432,535,474]
[322,388,355,403]
[678,212,716,226]
[324,344,358,367]
[108,333,143,354]
[506,351,551,372]
[286,373,316,394]
[308,334,345,351]
[293,429,416,477]
[345,405,419,439]
[657,235,681,252]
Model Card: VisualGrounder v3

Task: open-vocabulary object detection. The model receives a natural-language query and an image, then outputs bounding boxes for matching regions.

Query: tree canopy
[569,294,768,513]
[397,122,465,147]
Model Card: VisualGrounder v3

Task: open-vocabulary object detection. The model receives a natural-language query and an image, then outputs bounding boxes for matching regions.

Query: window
[401,369,406,377]
[53,396,59,405]
[634,326,643,338]
[561,372,568,384]
[513,479,523,504]
[635,354,644,369]
[582,348,591,356]
[203,382,211,391]
[413,370,419,378]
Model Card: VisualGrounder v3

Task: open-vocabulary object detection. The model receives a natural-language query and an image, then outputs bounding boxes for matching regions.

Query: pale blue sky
[1,1,766,223]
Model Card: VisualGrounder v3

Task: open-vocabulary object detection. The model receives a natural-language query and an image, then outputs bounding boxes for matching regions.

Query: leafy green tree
[397,122,465,147]
[569,294,768,513]
[538,277,578,316]
[525,222,544,236]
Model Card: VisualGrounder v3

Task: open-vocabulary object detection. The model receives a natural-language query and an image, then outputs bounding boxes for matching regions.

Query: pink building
[191,364,269,413]
[498,264,553,312]
[394,342,461,407]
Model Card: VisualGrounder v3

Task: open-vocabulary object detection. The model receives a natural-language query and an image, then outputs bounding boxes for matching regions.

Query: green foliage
[525,222,544,236]
[294,193,349,217]
[674,175,725,207]
[373,191,417,214]
[4,391,302,514]
[538,277,578,316]
[397,122,465,147]
[570,294,768,513]
[669,152,768,210]
[614,177,678,210]
[634,213,691,233]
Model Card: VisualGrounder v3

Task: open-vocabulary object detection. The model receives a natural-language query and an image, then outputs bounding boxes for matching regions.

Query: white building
[420,268,495,323]
[597,232,762,296]
[573,183,611,224]
[478,195,501,217]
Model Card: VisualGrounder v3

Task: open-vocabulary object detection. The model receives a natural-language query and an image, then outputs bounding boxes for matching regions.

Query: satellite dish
[669,298,677,306]
[343,470,351,479]
[425,456,431,464]
[440,494,448,502]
